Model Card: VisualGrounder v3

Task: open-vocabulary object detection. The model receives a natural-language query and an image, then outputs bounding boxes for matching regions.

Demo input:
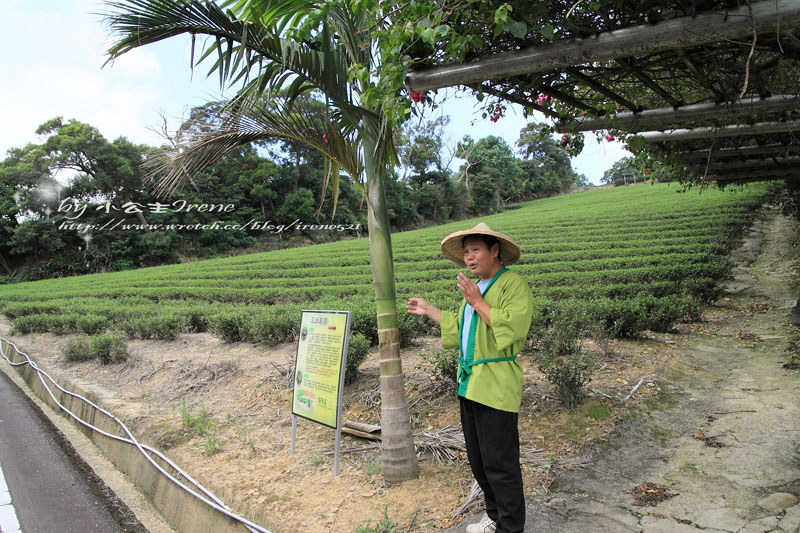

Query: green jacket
[440,268,533,412]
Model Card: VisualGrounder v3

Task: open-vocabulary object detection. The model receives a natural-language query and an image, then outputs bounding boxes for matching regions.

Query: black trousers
[459,396,525,533]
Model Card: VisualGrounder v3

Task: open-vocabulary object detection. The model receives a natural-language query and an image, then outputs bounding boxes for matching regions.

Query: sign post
[290,309,351,476]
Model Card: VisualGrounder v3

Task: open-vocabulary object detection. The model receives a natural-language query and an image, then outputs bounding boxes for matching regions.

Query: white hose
[0,336,270,533]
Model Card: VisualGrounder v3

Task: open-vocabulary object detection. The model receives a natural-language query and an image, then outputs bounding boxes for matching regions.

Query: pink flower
[322,133,329,144]
[605,134,614,142]
[488,105,504,123]
[535,94,549,105]
[643,168,649,174]
[410,91,425,103]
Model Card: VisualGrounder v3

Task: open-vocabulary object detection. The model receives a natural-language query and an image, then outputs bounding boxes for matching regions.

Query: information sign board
[291,310,350,429]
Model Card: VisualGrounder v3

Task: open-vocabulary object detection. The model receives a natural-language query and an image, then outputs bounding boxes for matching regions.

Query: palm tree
[103,0,419,482]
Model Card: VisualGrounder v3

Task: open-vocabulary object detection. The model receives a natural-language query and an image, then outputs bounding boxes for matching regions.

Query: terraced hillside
[0,182,777,345]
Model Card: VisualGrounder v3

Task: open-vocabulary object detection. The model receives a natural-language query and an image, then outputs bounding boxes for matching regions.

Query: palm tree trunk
[363,135,419,483]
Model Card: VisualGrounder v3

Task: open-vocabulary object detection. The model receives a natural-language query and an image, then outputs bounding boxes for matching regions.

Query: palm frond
[219,0,318,28]
[104,0,356,111]
[144,99,363,200]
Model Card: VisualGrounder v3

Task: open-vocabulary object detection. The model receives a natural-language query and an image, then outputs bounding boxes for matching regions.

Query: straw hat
[440,222,521,266]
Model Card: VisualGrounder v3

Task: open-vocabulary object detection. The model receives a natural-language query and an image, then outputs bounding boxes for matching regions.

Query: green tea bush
[344,298,378,344]
[208,311,249,342]
[13,314,51,334]
[61,335,92,362]
[89,333,128,364]
[121,314,188,340]
[533,300,597,409]
[591,298,644,338]
[185,310,209,333]
[677,294,703,322]
[682,276,725,304]
[53,314,80,334]
[637,295,684,332]
[345,332,371,384]
[397,311,434,347]
[1,302,61,319]
[420,348,459,391]
[76,314,108,335]
[247,307,299,345]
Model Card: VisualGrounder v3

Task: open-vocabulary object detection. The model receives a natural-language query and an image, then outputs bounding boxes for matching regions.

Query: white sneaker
[465,513,496,533]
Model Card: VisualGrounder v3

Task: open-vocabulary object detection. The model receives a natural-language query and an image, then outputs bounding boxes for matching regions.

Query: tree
[517,123,582,197]
[36,118,153,230]
[0,143,55,275]
[396,115,452,179]
[104,0,419,482]
[456,135,522,211]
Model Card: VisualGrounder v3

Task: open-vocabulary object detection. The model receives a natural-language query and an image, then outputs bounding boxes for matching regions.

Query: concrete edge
[0,338,254,533]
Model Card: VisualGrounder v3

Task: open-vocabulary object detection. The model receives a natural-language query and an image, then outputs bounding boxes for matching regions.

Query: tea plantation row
[0,183,776,347]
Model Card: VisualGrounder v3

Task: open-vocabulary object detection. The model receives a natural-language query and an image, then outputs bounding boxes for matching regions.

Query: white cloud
[0,0,224,155]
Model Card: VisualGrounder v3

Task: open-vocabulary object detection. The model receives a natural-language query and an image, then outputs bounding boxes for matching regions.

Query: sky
[0,0,630,185]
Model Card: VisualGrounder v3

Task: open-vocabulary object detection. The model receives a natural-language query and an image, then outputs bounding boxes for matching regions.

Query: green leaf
[417,17,432,29]
[418,27,436,44]
[541,25,555,40]
[494,3,512,25]
[508,21,527,39]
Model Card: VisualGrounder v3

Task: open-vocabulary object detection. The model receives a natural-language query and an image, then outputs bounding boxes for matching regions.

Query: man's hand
[406,297,441,324]
[457,273,492,327]
[457,272,482,307]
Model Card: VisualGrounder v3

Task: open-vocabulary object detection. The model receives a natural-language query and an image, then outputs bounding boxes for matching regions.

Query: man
[407,222,533,533]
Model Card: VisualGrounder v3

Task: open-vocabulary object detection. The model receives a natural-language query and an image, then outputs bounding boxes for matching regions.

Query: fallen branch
[415,425,467,465]
[522,454,591,470]
[624,378,645,401]
[323,443,380,456]
[453,481,483,520]
[590,388,619,401]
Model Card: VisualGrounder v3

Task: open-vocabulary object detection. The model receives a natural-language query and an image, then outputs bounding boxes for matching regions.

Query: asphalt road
[0,370,147,533]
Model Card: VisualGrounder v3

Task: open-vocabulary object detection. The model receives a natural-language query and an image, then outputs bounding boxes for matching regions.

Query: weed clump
[354,506,397,533]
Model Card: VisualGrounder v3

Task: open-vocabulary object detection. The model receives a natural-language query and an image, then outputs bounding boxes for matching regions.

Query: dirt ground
[1,208,797,533]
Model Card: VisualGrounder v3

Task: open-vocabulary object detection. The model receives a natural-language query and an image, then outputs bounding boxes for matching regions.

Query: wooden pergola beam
[557,95,800,133]
[675,143,799,162]
[406,0,800,92]
[710,169,800,183]
[673,49,722,101]
[565,68,640,111]
[685,156,800,172]
[637,119,800,142]
[616,58,683,108]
